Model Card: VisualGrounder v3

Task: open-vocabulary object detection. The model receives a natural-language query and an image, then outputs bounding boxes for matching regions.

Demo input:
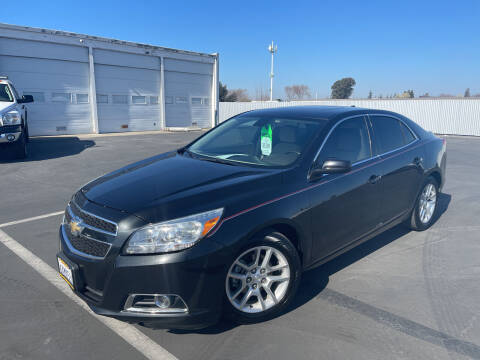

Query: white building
[0,23,219,136]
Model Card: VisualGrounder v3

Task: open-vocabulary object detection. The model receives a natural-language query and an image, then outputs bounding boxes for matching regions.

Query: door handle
[368,175,382,184]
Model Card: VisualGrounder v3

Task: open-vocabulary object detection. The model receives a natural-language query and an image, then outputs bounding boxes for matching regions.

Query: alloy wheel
[419,183,437,224]
[226,246,291,313]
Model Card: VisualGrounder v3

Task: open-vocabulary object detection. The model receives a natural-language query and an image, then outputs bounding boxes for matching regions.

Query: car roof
[239,105,398,121]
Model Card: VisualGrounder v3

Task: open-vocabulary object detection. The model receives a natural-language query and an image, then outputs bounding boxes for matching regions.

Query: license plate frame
[57,256,75,289]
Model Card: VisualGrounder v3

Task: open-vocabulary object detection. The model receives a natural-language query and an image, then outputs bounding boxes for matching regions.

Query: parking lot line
[0,228,177,360]
[0,211,65,228]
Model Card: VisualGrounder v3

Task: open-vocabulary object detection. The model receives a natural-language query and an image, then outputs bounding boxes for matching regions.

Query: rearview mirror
[309,159,352,180]
[18,95,34,104]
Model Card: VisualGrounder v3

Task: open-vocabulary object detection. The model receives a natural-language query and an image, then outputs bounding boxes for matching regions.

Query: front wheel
[224,231,301,324]
[409,176,438,231]
[12,132,28,159]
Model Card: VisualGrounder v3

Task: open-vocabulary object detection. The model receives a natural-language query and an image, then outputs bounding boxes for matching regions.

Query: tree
[399,90,414,98]
[284,86,295,101]
[219,82,249,102]
[464,88,471,97]
[228,89,250,102]
[284,85,311,100]
[368,90,373,99]
[219,82,228,102]
[331,77,356,99]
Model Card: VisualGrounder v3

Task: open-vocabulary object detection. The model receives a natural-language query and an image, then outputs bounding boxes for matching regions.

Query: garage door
[94,49,161,133]
[0,38,91,136]
[164,59,212,128]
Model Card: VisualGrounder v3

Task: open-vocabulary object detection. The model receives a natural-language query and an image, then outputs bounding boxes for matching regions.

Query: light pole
[268,41,277,101]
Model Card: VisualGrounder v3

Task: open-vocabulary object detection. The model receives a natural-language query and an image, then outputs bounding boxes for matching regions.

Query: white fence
[220,99,480,136]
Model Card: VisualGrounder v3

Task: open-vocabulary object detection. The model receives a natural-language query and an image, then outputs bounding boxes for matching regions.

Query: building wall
[219,99,480,136]
[0,23,218,136]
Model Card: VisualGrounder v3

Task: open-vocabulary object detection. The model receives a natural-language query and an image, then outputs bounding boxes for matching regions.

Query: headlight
[1,111,21,126]
[124,208,224,254]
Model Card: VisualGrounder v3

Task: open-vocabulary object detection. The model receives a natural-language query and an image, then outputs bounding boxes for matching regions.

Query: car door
[309,115,384,261]
[9,84,25,119]
[368,114,424,224]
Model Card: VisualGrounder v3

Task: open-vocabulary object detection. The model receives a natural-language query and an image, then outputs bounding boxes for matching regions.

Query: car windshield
[0,84,14,102]
[187,115,327,167]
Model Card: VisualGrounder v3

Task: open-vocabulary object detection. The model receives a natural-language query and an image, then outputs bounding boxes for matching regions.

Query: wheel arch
[424,168,442,190]
[244,219,308,266]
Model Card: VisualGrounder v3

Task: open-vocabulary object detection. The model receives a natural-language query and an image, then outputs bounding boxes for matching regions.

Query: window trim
[312,114,374,167]
[96,94,109,104]
[132,95,147,105]
[112,94,129,105]
[76,93,89,104]
[367,114,419,158]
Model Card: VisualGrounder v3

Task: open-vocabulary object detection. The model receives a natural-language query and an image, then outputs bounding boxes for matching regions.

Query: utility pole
[268,41,278,101]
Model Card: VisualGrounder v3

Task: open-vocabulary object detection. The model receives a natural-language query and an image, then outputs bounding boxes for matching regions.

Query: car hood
[0,102,15,114]
[81,151,282,222]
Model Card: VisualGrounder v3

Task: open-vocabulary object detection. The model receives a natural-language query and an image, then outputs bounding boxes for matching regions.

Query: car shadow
[0,136,96,162]
[166,192,451,335]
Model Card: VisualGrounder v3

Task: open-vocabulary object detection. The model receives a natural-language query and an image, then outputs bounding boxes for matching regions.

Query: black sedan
[57,106,446,329]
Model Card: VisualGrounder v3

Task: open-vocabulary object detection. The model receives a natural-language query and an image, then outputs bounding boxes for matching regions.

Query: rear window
[400,122,416,144]
[370,116,410,154]
[0,84,13,102]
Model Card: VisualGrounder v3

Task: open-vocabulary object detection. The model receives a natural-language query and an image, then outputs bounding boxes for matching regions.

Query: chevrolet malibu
[57,106,446,329]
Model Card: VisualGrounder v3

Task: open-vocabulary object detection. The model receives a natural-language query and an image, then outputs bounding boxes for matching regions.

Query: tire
[224,230,301,324]
[409,176,439,231]
[12,132,28,159]
[24,124,30,143]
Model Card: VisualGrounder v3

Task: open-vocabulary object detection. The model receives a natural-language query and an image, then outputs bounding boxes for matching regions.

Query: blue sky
[2,0,479,99]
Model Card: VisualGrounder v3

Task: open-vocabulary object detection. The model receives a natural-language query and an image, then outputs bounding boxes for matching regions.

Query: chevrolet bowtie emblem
[69,219,84,237]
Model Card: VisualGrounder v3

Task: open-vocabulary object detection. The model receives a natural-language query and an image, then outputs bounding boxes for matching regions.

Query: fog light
[6,134,15,142]
[155,295,171,309]
[123,293,188,314]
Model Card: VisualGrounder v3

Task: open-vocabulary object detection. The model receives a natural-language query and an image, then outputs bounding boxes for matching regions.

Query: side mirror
[18,95,34,104]
[309,159,352,180]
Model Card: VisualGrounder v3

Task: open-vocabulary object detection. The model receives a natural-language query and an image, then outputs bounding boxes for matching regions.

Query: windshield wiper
[197,156,237,166]
[180,148,237,166]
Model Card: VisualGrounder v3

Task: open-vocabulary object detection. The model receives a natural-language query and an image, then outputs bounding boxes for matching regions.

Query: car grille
[64,225,111,258]
[63,200,117,258]
[69,200,117,235]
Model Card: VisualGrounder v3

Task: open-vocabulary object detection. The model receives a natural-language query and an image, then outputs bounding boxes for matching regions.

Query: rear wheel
[409,176,438,231]
[224,231,301,324]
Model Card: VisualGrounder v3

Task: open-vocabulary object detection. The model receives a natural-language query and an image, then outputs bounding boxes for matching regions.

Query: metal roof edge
[0,22,216,59]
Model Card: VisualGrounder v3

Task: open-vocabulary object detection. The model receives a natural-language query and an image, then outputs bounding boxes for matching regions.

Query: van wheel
[224,231,301,324]
[409,176,438,231]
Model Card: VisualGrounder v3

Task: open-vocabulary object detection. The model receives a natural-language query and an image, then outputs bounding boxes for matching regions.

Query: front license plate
[58,257,74,289]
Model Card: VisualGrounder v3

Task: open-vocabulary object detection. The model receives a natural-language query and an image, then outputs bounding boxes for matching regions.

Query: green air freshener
[260,124,273,156]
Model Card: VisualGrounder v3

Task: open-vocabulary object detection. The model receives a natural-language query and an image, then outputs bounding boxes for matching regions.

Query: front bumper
[0,131,21,143]
[0,125,22,143]
[58,225,229,329]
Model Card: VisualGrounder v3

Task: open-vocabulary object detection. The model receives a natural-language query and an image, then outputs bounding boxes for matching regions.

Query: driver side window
[317,116,372,166]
